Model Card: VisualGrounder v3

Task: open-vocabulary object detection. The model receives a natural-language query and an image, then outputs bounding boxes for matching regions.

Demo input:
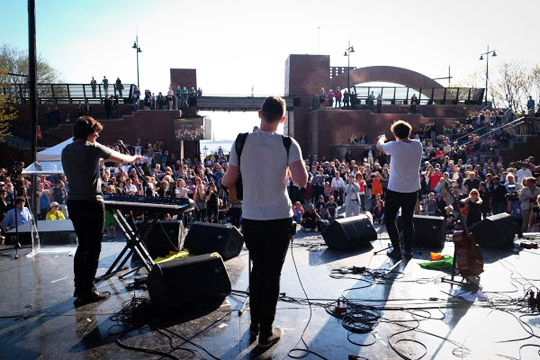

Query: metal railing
[454,108,515,144]
[1,83,136,104]
[349,86,484,105]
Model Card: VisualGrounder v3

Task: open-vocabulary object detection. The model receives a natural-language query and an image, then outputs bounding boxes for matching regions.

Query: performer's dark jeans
[242,218,291,336]
[68,200,105,297]
[384,190,417,252]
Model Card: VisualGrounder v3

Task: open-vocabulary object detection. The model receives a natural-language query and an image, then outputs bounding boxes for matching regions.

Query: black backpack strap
[234,132,249,166]
[282,135,292,163]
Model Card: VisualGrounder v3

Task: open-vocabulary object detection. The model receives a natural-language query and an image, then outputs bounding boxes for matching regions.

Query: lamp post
[344,41,355,94]
[479,45,497,105]
[132,36,142,88]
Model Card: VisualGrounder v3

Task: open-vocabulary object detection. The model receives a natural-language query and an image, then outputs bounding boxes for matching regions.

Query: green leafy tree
[0,69,17,140]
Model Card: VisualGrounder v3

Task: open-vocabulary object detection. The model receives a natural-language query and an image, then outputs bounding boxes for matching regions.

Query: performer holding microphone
[62,116,144,307]
[376,120,423,260]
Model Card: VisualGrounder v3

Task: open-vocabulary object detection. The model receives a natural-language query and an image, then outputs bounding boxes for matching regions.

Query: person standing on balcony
[115,78,124,98]
[335,87,342,108]
[343,89,350,109]
[377,93,383,113]
[527,96,535,116]
[102,76,109,97]
[90,77,97,98]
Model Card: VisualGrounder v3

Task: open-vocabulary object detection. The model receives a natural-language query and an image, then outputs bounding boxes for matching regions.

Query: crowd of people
[2,122,540,245]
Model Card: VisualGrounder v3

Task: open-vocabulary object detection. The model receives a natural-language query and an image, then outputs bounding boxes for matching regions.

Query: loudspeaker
[147,253,231,311]
[470,213,516,248]
[321,215,377,250]
[136,220,183,259]
[184,222,244,260]
[412,215,446,248]
[397,215,447,248]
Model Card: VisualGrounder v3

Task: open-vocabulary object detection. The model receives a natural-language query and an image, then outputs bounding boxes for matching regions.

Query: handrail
[461,116,526,147]
[453,107,512,144]
[1,83,136,103]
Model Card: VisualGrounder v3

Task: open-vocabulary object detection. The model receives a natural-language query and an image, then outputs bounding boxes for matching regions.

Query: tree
[490,61,540,112]
[0,69,17,140]
[0,44,60,85]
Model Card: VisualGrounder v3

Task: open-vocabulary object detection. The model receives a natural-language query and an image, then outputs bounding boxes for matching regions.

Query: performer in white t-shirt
[376,120,423,260]
[222,96,307,349]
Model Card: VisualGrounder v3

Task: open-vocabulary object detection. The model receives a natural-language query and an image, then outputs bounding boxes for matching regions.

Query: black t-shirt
[464,178,481,192]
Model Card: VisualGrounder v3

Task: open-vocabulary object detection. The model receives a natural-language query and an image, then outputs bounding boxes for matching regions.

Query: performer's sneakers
[387,247,401,260]
[74,290,111,308]
[258,327,283,349]
[249,323,259,341]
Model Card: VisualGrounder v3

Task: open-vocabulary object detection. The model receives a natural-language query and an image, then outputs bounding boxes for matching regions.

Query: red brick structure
[170,69,197,91]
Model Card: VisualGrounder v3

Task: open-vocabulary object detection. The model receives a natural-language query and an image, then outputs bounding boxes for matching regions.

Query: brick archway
[331,66,443,91]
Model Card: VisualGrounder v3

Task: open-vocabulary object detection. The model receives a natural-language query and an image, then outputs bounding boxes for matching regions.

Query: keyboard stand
[97,209,157,281]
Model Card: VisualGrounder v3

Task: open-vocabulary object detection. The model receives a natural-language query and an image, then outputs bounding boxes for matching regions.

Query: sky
[2,0,540,140]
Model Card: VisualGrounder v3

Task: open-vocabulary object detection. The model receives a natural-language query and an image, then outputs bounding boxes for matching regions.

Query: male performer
[376,120,422,260]
[222,96,307,349]
[62,116,143,307]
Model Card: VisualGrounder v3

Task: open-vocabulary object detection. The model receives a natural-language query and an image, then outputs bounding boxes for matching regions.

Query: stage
[0,227,539,359]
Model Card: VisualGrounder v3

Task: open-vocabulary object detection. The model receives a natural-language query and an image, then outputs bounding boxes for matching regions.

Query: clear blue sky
[2,0,539,139]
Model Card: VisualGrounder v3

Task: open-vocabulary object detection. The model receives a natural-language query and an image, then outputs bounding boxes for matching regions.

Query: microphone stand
[118,140,148,195]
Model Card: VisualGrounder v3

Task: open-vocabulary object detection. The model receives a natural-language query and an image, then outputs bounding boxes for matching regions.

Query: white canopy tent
[22,138,72,175]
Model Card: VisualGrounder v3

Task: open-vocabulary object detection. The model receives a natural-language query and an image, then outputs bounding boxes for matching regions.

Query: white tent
[22,138,73,175]
[36,137,73,161]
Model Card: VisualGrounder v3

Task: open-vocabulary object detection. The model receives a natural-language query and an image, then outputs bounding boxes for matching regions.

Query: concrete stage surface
[0,226,539,360]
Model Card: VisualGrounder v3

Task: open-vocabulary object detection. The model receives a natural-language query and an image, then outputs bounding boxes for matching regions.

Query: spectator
[2,197,32,231]
[90,77,97,98]
[301,204,323,231]
[461,189,483,228]
[115,78,124,98]
[102,76,109,96]
[45,202,66,221]
[292,201,304,223]
[519,177,540,234]
[527,194,540,232]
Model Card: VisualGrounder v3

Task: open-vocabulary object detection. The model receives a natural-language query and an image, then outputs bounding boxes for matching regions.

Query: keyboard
[103,194,194,214]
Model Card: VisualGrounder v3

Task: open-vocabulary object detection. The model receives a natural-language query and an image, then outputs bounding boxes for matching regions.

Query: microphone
[118,139,130,154]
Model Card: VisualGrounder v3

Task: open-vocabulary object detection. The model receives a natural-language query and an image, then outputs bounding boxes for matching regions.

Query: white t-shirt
[378,139,423,193]
[229,130,302,221]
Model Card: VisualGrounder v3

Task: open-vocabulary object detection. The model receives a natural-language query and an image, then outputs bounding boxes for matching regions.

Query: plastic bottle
[513,234,520,254]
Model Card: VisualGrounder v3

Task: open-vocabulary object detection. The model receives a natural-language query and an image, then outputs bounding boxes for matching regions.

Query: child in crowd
[424,192,438,216]
[444,205,456,231]
[372,194,385,224]
[323,181,332,201]
[293,201,304,223]
[324,196,338,221]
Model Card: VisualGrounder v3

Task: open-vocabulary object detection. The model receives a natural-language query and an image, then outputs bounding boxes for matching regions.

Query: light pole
[132,36,142,88]
[479,45,497,105]
[344,41,355,94]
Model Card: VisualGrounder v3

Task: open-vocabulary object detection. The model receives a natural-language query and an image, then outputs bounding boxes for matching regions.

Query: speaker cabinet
[184,222,244,260]
[147,253,231,311]
[321,215,377,250]
[412,215,446,248]
[136,220,184,259]
[470,213,516,248]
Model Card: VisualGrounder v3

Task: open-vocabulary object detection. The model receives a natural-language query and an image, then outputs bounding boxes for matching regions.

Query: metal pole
[28,0,38,163]
[347,45,350,94]
[485,45,489,105]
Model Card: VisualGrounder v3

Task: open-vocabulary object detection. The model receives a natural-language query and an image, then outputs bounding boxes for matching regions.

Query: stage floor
[0,226,539,360]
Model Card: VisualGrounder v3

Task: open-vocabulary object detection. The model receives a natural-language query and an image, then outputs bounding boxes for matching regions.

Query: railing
[349,86,484,106]
[453,108,515,144]
[461,116,528,147]
[1,83,136,104]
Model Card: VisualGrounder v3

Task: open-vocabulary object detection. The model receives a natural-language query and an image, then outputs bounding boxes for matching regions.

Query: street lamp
[479,45,497,105]
[344,41,355,94]
[132,36,142,88]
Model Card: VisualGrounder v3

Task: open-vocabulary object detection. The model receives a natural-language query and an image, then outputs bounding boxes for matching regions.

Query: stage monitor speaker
[136,220,183,259]
[183,222,244,260]
[470,213,516,248]
[321,215,377,250]
[147,253,231,311]
[411,215,446,248]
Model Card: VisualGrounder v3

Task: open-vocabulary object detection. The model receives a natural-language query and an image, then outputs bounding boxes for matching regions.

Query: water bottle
[513,234,520,254]
[23,303,33,319]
